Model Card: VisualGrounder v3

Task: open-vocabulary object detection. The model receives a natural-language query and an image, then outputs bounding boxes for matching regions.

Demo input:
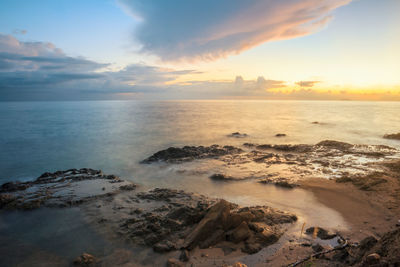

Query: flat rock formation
[141,145,243,164]
[0,168,135,210]
[142,140,399,185]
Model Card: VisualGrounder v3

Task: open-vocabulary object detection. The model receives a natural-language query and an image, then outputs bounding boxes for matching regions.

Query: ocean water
[1,100,400,265]
[1,100,399,184]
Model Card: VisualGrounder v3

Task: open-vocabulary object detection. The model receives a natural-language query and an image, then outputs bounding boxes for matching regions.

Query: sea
[0,100,399,265]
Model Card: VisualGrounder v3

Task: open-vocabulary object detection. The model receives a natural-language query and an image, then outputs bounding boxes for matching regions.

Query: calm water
[1,100,400,265]
[1,100,399,184]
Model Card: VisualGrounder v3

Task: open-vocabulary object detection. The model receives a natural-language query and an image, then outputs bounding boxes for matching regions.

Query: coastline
[1,140,400,266]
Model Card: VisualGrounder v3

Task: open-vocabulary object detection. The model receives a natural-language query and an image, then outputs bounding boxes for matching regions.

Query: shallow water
[1,100,399,265]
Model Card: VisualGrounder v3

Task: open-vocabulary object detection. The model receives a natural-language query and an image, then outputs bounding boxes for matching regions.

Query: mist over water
[1,100,399,184]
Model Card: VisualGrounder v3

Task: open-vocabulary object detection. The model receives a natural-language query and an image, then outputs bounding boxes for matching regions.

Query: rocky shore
[1,139,400,266]
[0,169,298,266]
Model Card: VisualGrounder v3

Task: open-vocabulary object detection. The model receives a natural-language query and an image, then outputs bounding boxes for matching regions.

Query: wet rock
[153,241,176,253]
[179,250,190,262]
[316,140,353,151]
[336,172,388,191]
[255,228,279,245]
[141,145,243,163]
[166,258,184,267]
[209,173,236,181]
[119,184,137,191]
[73,253,97,266]
[365,253,381,264]
[0,169,136,210]
[184,199,232,249]
[0,194,17,208]
[242,143,255,147]
[226,221,251,243]
[383,133,400,140]
[312,243,324,252]
[228,132,248,138]
[242,241,263,254]
[0,181,29,192]
[305,227,336,240]
[275,133,286,137]
[258,177,297,188]
[256,144,313,153]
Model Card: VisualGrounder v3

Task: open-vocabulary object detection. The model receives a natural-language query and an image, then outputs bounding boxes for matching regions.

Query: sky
[0,0,399,101]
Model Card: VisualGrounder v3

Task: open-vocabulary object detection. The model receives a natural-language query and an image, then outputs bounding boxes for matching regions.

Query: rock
[153,241,176,253]
[258,177,296,188]
[227,221,251,243]
[383,133,400,140]
[179,250,190,262]
[183,199,232,249]
[242,242,262,254]
[73,253,96,266]
[305,227,336,240]
[166,258,184,267]
[312,243,324,252]
[119,184,137,191]
[228,132,248,138]
[275,133,286,137]
[255,228,279,245]
[0,181,29,192]
[0,194,17,208]
[365,253,381,264]
[209,173,236,181]
[359,236,378,251]
[316,140,353,151]
[233,262,248,267]
[141,145,243,163]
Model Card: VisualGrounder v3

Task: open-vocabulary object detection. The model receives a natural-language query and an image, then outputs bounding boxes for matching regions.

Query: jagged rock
[226,221,251,243]
[184,199,232,249]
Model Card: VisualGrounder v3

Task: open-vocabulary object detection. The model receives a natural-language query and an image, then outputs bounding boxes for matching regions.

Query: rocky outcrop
[0,169,136,210]
[258,177,297,188]
[182,200,297,253]
[383,133,400,140]
[141,145,243,163]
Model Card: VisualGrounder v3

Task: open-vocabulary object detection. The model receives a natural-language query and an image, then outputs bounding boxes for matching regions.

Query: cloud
[1,34,398,101]
[295,80,320,87]
[119,0,351,61]
[0,34,199,100]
